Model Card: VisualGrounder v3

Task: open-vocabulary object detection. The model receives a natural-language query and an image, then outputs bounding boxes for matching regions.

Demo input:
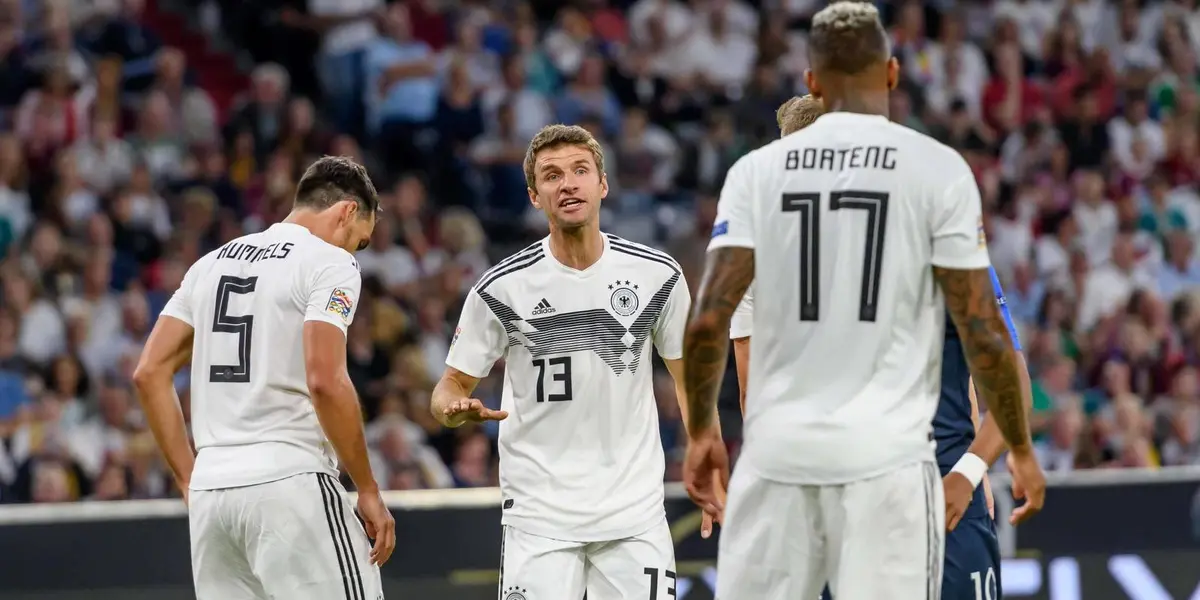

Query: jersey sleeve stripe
[476,252,545,291]
[609,245,681,274]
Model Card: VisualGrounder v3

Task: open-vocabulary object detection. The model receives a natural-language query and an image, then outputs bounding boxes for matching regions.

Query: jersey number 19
[781,190,889,323]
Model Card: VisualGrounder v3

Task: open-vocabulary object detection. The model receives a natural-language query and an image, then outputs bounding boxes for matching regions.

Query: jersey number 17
[781,190,889,323]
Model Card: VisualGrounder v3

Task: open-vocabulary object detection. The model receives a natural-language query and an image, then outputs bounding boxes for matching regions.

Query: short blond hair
[777,95,825,136]
[523,124,606,189]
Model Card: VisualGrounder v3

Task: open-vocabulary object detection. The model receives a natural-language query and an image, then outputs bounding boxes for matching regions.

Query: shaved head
[808,1,891,75]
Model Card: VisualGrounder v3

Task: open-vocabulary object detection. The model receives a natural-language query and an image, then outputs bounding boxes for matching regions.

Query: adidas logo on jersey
[531,298,556,316]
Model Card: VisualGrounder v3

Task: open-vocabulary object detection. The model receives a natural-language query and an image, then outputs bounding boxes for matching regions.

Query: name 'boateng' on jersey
[709,112,991,484]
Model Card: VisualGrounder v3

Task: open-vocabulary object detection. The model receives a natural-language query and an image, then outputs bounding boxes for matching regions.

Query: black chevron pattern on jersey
[476,272,680,375]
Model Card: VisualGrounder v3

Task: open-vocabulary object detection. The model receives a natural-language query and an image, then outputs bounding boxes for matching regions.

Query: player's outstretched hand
[684,428,730,530]
[1006,450,1046,525]
[442,398,508,428]
[942,472,973,532]
[357,489,396,566]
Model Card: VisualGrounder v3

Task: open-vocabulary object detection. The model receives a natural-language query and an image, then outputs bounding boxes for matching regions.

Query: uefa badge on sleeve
[502,587,528,600]
[451,326,461,348]
[977,217,987,248]
[325,287,355,324]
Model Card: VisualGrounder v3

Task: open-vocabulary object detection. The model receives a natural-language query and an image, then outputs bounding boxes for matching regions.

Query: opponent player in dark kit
[729,98,1040,600]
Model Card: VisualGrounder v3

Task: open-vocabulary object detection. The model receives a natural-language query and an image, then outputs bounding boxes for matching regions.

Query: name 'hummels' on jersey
[710,112,991,485]
[161,222,363,491]
[447,234,689,542]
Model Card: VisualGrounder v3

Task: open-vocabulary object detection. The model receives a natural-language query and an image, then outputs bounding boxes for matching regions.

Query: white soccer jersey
[709,112,991,485]
[447,233,690,542]
[730,284,754,340]
[160,222,362,491]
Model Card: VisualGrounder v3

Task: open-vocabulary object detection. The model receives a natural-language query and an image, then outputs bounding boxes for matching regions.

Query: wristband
[950,452,988,489]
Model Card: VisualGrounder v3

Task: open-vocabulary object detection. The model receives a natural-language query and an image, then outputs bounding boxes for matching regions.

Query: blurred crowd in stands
[0,0,1199,504]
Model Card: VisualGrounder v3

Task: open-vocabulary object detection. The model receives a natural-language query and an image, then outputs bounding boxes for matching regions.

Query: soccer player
[680,3,1046,599]
[430,124,694,600]
[733,98,1036,600]
[133,156,396,600]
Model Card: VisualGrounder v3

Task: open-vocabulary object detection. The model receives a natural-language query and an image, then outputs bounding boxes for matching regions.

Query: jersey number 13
[781,190,889,323]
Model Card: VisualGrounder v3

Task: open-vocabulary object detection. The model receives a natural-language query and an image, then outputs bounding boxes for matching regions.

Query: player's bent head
[294,155,379,253]
[804,1,898,100]
[777,95,825,137]
[524,124,609,231]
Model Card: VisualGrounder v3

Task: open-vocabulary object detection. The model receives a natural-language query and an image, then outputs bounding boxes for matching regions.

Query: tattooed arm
[932,268,1030,451]
[684,247,756,435]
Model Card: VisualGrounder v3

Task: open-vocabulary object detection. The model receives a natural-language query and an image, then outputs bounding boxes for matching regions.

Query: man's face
[528,144,608,231]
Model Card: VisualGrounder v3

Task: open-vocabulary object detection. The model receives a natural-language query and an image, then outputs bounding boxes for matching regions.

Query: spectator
[1109,90,1167,172]
[1078,231,1156,331]
[284,0,382,137]
[480,53,552,143]
[73,112,134,195]
[14,58,93,154]
[364,2,438,173]
[554,54,621,137]
[224,63,290,162]
[152,47,218,146]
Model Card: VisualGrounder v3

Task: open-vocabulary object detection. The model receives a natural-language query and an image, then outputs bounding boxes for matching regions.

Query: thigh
[500,525,587,600]
[239,473,383,600]
[189,489,266,600]
[716,467,827,600]
[829,461,944,600]
[942,517,1001,600]
[585,519,676,600]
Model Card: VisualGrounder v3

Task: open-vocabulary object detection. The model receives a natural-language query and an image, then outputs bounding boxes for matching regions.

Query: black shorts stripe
[317,474,356,600]
[923,463,942,600]
[497,525,507,600]
[318,474,365,600]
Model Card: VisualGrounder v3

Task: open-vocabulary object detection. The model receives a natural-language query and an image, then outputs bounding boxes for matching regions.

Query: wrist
[950,452,988,490]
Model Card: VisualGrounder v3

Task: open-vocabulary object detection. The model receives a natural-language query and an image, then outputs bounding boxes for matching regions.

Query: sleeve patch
[977,217,987,248]
[711,220,729,238]
[326,288,355,323]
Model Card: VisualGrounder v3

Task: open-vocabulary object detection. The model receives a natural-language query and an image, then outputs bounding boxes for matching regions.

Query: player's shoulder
[884,124,973,181]
[604,233,682,275]
[472,238,548,294]
[284,234,360,279]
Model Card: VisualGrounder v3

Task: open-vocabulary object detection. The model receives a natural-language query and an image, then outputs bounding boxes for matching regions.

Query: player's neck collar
[544,231,609,277]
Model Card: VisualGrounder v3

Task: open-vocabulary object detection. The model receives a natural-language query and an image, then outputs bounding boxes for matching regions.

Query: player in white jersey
[679,3,1042,599]
[430,124,696,600]
[133,157,396,600]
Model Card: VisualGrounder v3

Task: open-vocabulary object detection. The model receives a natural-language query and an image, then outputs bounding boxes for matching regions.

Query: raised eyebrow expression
[539,157,593,181]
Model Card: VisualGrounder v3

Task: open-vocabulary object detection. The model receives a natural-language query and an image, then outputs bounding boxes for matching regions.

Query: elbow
[131,361,165,393]
[306,372,340,403]
[685,312,726,341]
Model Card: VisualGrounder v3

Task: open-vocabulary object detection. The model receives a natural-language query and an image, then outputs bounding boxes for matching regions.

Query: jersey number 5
[532,357,573,402]
[209,275,258,383]
[781,190,889,322]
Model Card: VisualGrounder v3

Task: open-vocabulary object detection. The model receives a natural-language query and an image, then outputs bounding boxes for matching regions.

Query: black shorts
[942,515,1002,600]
